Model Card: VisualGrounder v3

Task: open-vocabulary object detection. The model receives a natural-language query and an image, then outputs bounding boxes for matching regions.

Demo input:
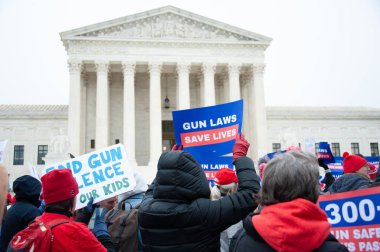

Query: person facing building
[230,151,348,252]
[0,175,42,250]
[138,134,260,251]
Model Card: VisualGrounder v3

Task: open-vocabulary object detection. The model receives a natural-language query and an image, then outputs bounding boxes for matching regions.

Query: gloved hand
[233,134,250,162]
[318,158,329,170]
[75,197,98,225]
[92,208,110,238]
[172,144,183,151]
[38,200,46,214]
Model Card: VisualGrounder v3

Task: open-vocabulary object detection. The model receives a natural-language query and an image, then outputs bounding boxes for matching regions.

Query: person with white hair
[230,151,348,252]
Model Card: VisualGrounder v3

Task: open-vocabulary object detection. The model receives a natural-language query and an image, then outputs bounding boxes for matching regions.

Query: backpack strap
[105,208,120,225]
[113,210,132,250]
[45,218,71,229]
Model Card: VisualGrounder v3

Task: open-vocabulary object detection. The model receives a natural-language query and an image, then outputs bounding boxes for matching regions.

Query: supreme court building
[62,6,271,172]
[1,6,380,183]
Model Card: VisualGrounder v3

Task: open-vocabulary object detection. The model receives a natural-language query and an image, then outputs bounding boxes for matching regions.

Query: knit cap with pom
[342,152,367,174]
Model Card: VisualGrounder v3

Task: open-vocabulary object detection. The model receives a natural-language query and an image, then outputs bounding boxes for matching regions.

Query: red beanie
[214,168,238,185]
[342,152,367,174]
[41,169,79,205]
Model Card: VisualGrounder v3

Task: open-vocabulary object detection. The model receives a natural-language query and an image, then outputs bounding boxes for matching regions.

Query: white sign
[0,140,8,164]
[304,137,316,154]
[42,144,136,210]
[28,163,40,181]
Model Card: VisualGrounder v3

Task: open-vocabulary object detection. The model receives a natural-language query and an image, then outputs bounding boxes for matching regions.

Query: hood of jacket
[13,175,41,206]
[153,151,210,201]
[118,171,148,202]
[329,173,370,194]
[252,198,331,252]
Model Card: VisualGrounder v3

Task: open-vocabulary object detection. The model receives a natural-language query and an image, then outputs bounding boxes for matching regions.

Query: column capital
[67,60,82,74]
[202,63,216,75]
[176,62,191,75]
[95,61,109,74]
[252,64,266,75]
[122,61,136,74]
[148,62,162,74]
[241,72,252,86]
[228,63,241,75]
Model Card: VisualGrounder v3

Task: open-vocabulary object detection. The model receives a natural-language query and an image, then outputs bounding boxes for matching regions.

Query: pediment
[61,6,272,43]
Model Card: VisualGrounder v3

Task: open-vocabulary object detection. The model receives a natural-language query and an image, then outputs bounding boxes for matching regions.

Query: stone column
[197,74,204,107]
[67,60,82,157]
[148,62,162,168]
[202,63,216,106]
[241,73,250,134]
[222,73,229,103]
[228,63,241,101]
[122,61,137,168]
[176,62,191,110]
[248,64,268,161]
[95,61,109,149]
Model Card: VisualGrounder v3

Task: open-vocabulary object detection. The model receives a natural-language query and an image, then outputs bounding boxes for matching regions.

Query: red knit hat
[342,152,367,174]
[41,169,79,205]
[214,168,238,185]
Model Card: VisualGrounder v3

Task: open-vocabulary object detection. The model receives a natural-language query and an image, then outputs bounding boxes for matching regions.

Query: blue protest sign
[195,155,233,183]
[42,144,136,210]
[319,187,380,251]
[172,100,243,158]
[318,142,335,164]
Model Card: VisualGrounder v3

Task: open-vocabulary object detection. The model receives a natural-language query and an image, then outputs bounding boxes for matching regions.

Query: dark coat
[138,151,260,252]
[230,210,348,252]
[0,175,41,251]
[328,173,370,194]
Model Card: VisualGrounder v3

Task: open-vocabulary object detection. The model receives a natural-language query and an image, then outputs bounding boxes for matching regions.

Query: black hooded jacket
[138,151,260,252]
[0,175,41,251]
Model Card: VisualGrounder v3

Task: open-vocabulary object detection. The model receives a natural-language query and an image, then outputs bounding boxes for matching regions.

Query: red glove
[233,134,250,162]
[171,144,183,151]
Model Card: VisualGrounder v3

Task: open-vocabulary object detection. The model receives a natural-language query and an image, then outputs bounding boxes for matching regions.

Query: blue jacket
[0,175,41,251]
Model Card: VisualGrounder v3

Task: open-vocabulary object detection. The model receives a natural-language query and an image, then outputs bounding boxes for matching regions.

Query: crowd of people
[0,134,379,251]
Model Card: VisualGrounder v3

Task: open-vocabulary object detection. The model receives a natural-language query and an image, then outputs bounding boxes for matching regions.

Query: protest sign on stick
[317,142,336,164]
[42,144,136,210]
[319,187,380,252]
[28,163,40,181]
[172,100,243,181]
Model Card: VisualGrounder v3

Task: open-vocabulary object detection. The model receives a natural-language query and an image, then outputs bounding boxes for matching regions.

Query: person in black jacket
[230,151,348,252]
[0,175,42,250]
[138,134,260,252]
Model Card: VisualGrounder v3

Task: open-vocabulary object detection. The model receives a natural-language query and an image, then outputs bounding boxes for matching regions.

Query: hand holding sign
[171,144,183,151]
[233,133,250,162]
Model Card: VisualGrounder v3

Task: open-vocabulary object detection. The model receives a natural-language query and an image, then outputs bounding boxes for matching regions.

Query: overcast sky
[0,0,379,108]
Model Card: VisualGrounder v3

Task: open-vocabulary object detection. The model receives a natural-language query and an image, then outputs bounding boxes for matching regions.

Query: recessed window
[272,143,281,152]
[90,139,95,149]
[37,145,48,165]
[115,139,120,144]
[331,143,340,157]
[13,145,24,165]
[370,143,379,156]
[351,143,360,155]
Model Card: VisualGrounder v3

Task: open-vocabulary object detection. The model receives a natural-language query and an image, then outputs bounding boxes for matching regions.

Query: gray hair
[257,151,320,205]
